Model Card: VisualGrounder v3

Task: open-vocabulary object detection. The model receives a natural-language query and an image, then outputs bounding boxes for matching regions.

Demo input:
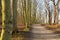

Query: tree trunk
[48,8,52,25]
[0,0,2,37]
[1,0,12,40]
[54,0,58,24]
[0,0,2,25]
[22,0,32,31]
[54,5,58,24]
[32,0,37,24]
[13,0,17,31]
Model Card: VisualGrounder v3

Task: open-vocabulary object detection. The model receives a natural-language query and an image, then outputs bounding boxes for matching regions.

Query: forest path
[12,24,60,40]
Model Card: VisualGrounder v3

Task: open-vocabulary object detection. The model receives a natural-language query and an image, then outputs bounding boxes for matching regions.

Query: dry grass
[45,24,60,32]
[46,24,58,29]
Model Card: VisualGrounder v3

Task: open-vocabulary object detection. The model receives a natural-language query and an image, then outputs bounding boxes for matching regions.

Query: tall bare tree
[31,0,37,24]
[1,0,12,40]
[53,0,58,24]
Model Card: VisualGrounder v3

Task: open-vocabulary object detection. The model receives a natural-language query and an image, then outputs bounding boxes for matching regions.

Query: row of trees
[0,0,37,40]
[36,0,60,25]
[1,0,60,40]
[17,0,37,30]
[18,0,60,25]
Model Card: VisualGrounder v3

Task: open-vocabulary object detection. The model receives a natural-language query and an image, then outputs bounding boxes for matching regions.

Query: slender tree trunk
[48,8,52,25]
[58,0,60,24]
[1,0,12,40]
[23,0,32,31]
[32,0,37,24]
[26,0,31,26]
[13,0,17,31]
[54,5,58,24]
[54,0,58,24]
[0,0,2,25]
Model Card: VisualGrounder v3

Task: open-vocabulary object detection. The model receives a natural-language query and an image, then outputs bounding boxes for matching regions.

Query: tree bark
[0,0,2,25]
[54,0,58,24]
[1,0,12,40]
[13,0,18,31]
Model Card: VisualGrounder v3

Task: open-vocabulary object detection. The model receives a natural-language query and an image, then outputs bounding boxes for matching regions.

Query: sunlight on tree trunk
[0,0,5,40]
[13,0,17,31]
[0,0,12,40]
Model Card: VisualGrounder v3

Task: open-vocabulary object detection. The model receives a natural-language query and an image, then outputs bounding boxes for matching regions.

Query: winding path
[24,24,60,40]
[12,24,60,40]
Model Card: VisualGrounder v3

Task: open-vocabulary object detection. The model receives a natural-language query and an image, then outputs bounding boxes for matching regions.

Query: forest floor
[12,24,60,40]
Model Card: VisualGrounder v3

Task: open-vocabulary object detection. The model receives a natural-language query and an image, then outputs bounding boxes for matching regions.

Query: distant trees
[48,1,54,24]
[58,1,60,23]
[31,0,37,24]
[45,0,59,25]
[17,0,32,30]
[1,1,60,40]
[15,0,37,31]
[53,0,58,24]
